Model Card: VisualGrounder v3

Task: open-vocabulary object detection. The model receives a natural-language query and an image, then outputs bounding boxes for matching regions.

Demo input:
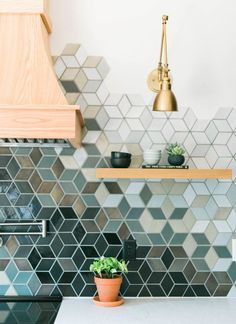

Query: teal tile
[148,234,165,245]
[82,195,99,207]
[97,159,109,168]
[38,156,56,168]
[60,170,77,181]
[192,259,209,271]
[38,169,56,181]
[192,246,209,258]
[85,118,101,131]
[228,262,236,282]
[118,197,130,217]
[37,195,56,207]
[15,181,33,194]
[73,172,86,192]
[84,144,100,156]
[161,222,174,243]
[214,246,231,258]
[133,233,151,246]
[140,184,152,205]
[0,194,11,206]
[7,158,20,178]
[170,233,188,245]
[13,285,32,296]
[0,155,11,167]
[192,233,210,245]
[60,148,76,156]
[83,157,100,168]
[6,261,18,281]
[104,220,122,232]
[0,285,9,295]
[126,221,144,232]
[15,148,32,155]
[14,271,32,284]
[40,148,57,156]
[27,273,41,295]
[0,247,10,258]
[126,208,144,220]
[148,208,165,220]
[60,182,78,194]
[170,208,188,219]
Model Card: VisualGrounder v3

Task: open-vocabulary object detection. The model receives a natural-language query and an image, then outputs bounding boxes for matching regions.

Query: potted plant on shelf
[90,256,128,307]
[166,143,185,166]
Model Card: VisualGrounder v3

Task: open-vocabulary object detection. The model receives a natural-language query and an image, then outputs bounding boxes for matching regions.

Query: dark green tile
[7,158,20,178]
[213,246,231,258]
[85,119,101,131]
[149,208,165,219]
[161,222,174,243]
[140,185,152,204]
[170,208,188,219]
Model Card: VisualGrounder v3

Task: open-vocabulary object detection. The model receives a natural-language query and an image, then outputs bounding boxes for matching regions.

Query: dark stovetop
[0,297,62,324]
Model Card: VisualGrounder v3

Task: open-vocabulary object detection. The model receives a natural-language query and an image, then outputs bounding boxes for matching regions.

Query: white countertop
[55,297,236,324]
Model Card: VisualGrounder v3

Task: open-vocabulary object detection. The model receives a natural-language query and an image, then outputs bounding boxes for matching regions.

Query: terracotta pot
[94,276,122,302]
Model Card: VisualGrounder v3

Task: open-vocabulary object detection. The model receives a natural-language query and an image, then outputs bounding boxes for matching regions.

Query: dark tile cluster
[0,145,235,297]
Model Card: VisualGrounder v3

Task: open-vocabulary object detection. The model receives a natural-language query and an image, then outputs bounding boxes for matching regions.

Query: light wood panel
[96,168,233,180]
[0,1,84,147]
[0,0,51,32]
[0,105,80,138]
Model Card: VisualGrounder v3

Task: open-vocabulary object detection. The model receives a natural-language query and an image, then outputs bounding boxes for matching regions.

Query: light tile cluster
[0,44,235,297]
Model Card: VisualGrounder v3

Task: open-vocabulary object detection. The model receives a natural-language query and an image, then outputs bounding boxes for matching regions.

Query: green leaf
[89,256,128,278]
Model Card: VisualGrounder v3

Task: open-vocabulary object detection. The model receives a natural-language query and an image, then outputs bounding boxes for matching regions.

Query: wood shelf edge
[96,168,233,180]
[0,104,81,111]
[0,0,52,33]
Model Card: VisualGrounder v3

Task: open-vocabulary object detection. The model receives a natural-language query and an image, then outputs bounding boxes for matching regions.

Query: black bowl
[111,158,131,168]
[111,151,131,159]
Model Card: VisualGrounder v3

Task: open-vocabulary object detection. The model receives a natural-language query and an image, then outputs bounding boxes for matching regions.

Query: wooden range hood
[0,0,84,148]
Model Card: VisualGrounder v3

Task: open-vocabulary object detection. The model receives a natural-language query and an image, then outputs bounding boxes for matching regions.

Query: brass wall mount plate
[147,69,162,93]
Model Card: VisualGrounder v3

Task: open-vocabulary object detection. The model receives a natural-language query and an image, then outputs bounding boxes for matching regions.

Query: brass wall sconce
[147,15,178,112]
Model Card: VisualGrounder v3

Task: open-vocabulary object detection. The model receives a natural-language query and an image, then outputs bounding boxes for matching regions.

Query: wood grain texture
[0,0,51,32]
[0,105,80,138]
[96,168,233,179]
[0,2,84,146]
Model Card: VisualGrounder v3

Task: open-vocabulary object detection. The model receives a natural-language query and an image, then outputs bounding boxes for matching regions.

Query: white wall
[50,0,236,118]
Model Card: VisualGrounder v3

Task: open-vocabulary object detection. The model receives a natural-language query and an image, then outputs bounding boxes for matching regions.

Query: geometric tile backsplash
[0,43,236,297]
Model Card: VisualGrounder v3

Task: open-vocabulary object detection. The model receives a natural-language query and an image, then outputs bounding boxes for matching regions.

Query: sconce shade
[153,88,178,112]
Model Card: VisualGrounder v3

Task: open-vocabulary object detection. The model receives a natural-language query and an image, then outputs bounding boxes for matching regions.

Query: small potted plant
[166,143,185,166]
[90,256,128,306]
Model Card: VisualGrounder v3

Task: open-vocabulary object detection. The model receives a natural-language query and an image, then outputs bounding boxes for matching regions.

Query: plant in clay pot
[166,143,185,166]
[90,256,128,306]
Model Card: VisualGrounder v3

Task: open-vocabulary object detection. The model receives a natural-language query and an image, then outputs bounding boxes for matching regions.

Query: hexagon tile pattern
[0,43,235,297]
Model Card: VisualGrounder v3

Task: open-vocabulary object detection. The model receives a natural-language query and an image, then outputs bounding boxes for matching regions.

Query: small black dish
[111,158,131,168]
[111,151,131,159]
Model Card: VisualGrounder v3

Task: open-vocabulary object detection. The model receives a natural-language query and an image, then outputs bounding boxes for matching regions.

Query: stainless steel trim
[0,138,70,148]
[0,142,70,148]
[0,220,47,238]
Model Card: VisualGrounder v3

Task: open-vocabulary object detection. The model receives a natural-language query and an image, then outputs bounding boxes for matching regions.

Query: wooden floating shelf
[96,168,232,180]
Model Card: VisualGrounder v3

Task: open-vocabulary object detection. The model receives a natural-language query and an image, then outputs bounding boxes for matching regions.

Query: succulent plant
[166,143,185,156]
